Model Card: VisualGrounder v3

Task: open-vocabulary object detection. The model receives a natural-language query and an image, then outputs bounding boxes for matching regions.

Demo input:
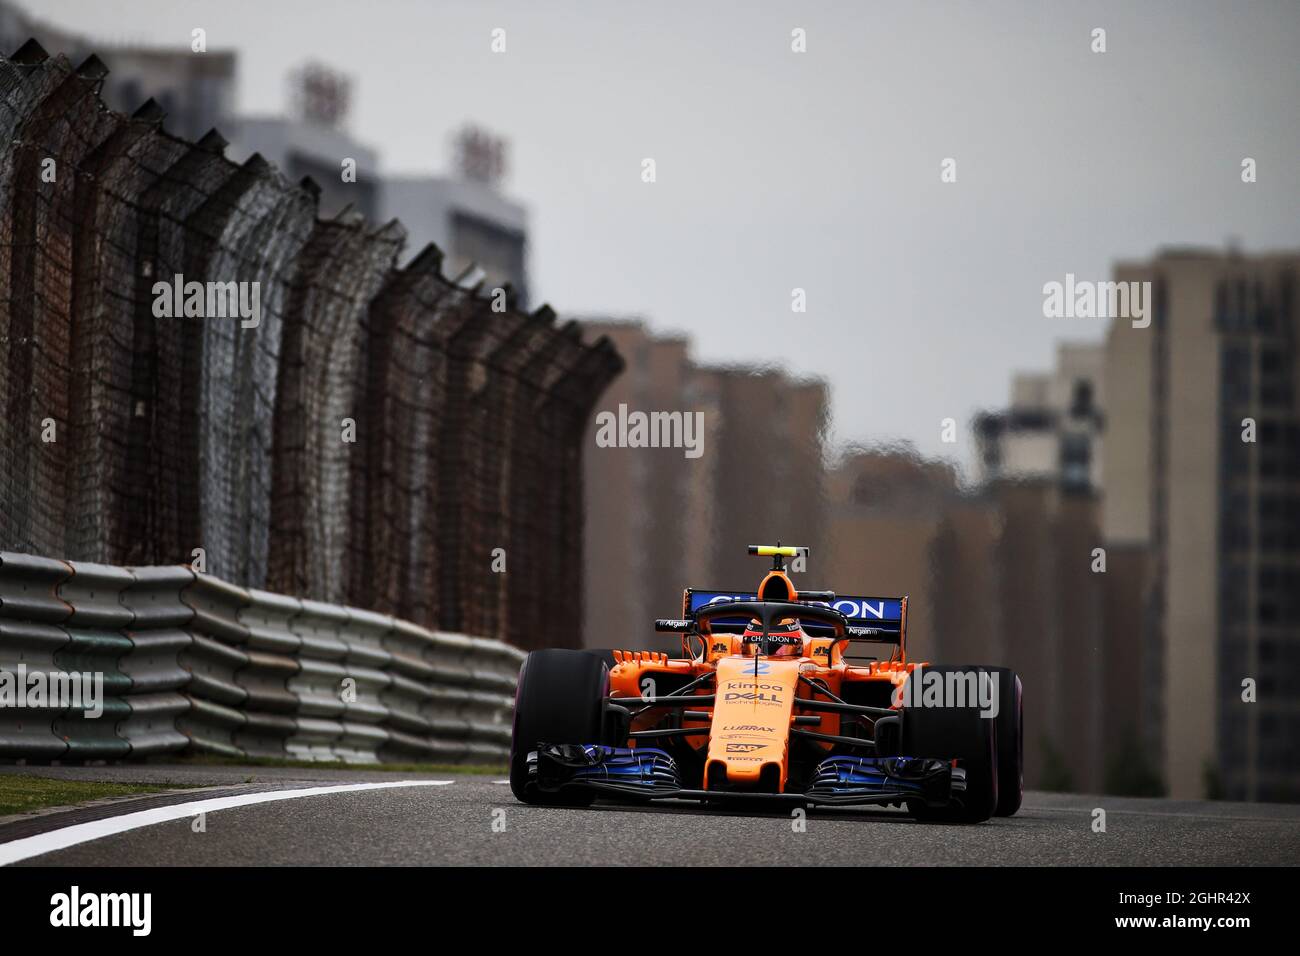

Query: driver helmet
[743,617,804,657]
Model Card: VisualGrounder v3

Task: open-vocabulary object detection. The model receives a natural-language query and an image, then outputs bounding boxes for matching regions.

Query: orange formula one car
[511,545,1023,823]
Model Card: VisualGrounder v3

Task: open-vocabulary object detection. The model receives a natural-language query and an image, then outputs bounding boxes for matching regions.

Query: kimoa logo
[1042,273,1152,329]
[151,273,261,328]
[50,886,151,936]
[594,403,704,460]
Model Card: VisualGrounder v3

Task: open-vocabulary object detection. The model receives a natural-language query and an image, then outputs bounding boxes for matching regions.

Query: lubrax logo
[50,886,151,936]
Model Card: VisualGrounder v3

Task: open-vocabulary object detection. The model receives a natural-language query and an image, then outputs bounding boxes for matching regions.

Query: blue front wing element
[532,744,963,807]
[532,744,682,796]
[806,755,965,805]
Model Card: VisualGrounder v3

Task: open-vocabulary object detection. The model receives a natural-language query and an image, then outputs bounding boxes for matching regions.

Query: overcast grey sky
[25,0,1300,472]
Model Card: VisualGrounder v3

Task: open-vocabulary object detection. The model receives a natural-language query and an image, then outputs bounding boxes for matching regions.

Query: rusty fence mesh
[0,44,623,649]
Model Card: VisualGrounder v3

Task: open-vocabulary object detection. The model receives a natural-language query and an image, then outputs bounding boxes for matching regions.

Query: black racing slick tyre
[900,665,998,824]
[509,649,609,806]
[984,666,1024,816]
[584,648,619,670]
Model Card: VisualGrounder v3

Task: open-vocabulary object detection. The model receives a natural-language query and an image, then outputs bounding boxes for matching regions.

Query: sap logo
[725,692,782,703]
[726,743,763,753]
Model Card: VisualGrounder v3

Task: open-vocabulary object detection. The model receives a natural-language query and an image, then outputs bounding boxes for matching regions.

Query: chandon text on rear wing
[682,589,907,643]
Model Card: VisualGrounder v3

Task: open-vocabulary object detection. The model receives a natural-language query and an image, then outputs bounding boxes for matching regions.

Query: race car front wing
[529,744,966,807]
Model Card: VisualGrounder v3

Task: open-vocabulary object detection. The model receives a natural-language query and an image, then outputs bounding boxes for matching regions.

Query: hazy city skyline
[22,0,1300,472]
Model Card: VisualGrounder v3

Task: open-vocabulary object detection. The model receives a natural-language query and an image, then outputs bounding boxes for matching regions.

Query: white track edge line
[0,779,453,866]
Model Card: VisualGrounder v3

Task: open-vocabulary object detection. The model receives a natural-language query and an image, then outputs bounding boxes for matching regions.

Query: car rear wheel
[984,666,1023,816]
[509,649,609,806]
[900,665,998,823]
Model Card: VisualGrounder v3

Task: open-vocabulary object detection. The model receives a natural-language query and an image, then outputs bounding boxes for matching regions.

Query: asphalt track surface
[2,764,1298,866]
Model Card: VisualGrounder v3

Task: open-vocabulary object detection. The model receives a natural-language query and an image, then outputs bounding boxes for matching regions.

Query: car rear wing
[682,589,908,651]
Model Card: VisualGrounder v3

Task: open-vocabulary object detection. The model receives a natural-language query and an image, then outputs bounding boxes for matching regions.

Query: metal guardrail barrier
[0,45,623,652]
[0,552,522,763]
